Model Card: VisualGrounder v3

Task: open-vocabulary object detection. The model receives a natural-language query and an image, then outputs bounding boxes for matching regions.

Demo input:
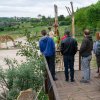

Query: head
[64,30,70,36]
[84,29,90,37]
[48,27,51,31]
[96,32,100,40]
[41,30,47,36]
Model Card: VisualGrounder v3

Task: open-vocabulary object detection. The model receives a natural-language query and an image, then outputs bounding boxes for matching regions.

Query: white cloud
[0,0,98,17]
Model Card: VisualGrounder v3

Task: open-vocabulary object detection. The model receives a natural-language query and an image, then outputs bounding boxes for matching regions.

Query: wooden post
[70,2,75,38]
[79,51,81,70]
[54,4,60,49]
[54,5,58,36]
[44,70,48,94]
[65,2,75,38]
[48,87,55,100]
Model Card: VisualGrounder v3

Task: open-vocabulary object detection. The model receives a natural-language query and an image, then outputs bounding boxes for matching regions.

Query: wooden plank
[55,70,100,100]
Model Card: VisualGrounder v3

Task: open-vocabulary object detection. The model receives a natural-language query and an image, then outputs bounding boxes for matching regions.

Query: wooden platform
[55,69,100,100]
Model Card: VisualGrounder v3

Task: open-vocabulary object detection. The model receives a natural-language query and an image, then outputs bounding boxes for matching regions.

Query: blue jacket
[39,36,55,56]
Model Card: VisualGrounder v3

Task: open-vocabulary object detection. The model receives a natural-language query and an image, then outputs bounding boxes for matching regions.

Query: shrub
[0,32,47,100]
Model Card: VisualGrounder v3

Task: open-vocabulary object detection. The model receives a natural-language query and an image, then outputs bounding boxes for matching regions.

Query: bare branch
[0,75,9,89]
[65,6,71,16]
[68,7,72,15]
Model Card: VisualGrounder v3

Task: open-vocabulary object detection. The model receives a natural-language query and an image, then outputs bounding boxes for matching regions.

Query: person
[93,32,100,78]
[60,30,78,82]
[61,32,67,40]
[48,27,54,38]
[39,30,57,81]
[80,29,93,83]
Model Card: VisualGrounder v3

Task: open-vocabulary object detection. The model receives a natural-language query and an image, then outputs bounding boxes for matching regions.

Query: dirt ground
[0,37,26,69]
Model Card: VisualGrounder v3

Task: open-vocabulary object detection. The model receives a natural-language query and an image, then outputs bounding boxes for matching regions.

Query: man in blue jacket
[39,30,57,81]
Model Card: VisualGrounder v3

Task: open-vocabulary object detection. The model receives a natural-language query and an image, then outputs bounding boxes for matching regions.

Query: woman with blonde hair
[93,32,100,77]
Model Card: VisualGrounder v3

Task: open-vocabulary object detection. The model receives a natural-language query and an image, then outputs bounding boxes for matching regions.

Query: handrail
[56,49,81,70]
[44,58,61,100]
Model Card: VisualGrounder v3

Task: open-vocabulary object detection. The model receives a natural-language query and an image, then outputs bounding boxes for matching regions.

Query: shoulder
[71,38,77,41]
[39,36,48,41]
[82,38,88,43]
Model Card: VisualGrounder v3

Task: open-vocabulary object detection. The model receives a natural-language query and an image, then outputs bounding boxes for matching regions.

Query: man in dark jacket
[80,29,93,83]
[60,30,78,82]
[39,30,57,81]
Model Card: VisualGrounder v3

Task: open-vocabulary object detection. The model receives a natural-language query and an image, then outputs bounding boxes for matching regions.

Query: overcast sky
[0,0,98,18]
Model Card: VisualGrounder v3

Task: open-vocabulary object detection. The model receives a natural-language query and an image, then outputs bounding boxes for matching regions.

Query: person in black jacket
[60,30,78,82]
[80,29,93,83]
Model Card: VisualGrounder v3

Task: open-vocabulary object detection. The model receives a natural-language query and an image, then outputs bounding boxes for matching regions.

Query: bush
[0,33,47,100]
[59,21,68,26]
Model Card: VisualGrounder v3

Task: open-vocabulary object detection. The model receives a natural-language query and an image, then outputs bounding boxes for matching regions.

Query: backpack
[96,41,100,55]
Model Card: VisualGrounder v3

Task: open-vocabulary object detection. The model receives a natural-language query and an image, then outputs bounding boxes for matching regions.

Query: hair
[64,30,70,36]
[48,27,51,30]
[84,29,90,35]
[96,32,100,40]
[41,30,47,36]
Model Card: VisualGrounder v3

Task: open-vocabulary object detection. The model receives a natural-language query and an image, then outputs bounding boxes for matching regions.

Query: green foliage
[65,17,71,25]
[75,1,100,33]
[59,21,68,26]
[86,2,100,28]
[58,15,65,21]
[0,33,48,100]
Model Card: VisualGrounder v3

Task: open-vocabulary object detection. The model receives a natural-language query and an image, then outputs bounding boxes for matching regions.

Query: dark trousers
[45,55,55,80]
[63,55,74,81]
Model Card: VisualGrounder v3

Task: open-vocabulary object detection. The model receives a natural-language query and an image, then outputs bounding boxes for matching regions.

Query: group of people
[39,28,100,83]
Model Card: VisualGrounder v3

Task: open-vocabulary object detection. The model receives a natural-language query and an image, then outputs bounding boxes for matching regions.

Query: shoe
[65,79,69,82]
[96,70,99,73]
[80,80,89,83]
[70,79,75,82]
[82,77,84,79]
[53,77,58,81]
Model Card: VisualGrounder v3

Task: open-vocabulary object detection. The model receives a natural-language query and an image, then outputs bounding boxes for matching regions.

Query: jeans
[81,55,92,80]
[63,55,74,81]
[45,55,55,80]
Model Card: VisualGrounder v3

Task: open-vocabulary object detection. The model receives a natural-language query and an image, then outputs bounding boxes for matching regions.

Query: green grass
[0,22,96,43]
[0,30,24,39]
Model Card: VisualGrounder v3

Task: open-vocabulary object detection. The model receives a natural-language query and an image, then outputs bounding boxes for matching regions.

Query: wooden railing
[44,58,61,100]
[56,50,81,71]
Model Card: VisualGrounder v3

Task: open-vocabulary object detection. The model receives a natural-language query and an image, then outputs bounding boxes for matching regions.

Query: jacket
[80,35,93,57]
[60,36,78,56]
[39,36,55,56]
[93,40,100,55]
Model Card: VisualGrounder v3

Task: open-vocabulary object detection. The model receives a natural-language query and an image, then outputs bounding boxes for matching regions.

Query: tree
[37,14,42,19]
[58,15,65,21]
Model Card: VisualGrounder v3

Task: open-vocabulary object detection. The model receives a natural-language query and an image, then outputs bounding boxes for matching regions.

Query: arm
[39,41,43,53]
[74,39,78,54]
[51,38,55,53]
[93,41,97,54]
[80,39,87,54]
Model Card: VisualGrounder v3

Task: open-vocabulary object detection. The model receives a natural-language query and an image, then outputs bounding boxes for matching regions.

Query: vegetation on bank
[0,33,48,100]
